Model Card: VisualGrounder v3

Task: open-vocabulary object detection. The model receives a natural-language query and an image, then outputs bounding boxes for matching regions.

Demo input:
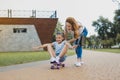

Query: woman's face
[65,22,73,32]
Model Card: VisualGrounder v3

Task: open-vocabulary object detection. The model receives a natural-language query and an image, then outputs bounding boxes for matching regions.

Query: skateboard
[50,62,65,69]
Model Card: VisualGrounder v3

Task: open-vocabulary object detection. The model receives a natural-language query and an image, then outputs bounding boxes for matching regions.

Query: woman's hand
[72,45,78,49]
[66,42,73,49]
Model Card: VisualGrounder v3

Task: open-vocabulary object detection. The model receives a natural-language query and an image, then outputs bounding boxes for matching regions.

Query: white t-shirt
[52,40,66,54]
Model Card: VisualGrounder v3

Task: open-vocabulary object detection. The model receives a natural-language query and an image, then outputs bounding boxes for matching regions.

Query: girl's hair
[65,17,79,39]
[56,32,65,40]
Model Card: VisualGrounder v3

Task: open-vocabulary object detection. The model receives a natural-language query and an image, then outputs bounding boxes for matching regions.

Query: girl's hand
[32,46,40,51]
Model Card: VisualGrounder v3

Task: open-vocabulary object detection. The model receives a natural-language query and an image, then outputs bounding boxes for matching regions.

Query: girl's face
[65,22,73,32]
[56,35,64,43]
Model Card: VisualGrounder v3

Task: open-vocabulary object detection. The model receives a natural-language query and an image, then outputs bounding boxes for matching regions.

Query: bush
[101,38,114,48]
[116,34,120,43]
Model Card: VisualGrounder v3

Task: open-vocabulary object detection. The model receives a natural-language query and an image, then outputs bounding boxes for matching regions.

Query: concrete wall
[0,25,42,52]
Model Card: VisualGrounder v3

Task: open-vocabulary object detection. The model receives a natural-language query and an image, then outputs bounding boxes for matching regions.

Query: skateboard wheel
[51,66,54,69]
[57,63,60,66]
[62,64,65,67]
[56,66,60,69]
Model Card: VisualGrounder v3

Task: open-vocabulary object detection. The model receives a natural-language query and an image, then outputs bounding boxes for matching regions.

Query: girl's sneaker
[55,56,60,64]
[74,62,81,67]
[50,57,56,64]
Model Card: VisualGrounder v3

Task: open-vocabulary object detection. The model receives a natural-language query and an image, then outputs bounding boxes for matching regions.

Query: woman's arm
[67,38,76,43]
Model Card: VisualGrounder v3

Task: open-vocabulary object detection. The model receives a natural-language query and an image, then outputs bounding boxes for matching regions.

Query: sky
[0,0,118,36]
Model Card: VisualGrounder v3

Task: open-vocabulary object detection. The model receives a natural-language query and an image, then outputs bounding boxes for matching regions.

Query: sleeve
[63,40,67,44]
[82,27,88,37]
[52,42,56,47]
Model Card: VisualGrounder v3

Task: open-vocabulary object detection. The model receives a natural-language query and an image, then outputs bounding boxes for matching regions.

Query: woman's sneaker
[80,61,84,65]
[74,62,81,67]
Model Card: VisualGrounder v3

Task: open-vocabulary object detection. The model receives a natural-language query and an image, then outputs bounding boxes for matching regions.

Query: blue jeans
[75,46,82,59]
[74,27,87,59]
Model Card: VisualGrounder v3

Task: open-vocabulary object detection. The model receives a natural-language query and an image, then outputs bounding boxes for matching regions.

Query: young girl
[33,32,71,64]
[64,17,88,67]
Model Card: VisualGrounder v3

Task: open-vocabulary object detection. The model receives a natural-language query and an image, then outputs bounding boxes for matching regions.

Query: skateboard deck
[50,62,65,69]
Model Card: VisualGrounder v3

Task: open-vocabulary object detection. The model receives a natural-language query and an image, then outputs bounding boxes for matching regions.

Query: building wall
[0,25,42,52]
[0,18,58,52]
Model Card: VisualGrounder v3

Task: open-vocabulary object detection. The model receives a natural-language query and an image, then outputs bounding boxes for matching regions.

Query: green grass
[0,50,75,67]
[88,48,120,53]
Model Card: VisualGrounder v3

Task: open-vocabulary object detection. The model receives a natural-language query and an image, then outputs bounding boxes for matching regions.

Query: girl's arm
[39,43,50,48]
[33,43,53,50]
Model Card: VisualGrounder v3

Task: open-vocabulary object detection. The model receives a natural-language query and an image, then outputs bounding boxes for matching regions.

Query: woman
[64,17,88,67]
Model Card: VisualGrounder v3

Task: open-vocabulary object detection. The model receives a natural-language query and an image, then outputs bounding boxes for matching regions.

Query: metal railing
[0,9,57,18]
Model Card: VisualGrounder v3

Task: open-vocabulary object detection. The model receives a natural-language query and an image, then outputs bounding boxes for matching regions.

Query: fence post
[32,10,36,18]
[10,9,12,18]
[8,9,12,18]
[55,10,57,18]
[8,9,10,17]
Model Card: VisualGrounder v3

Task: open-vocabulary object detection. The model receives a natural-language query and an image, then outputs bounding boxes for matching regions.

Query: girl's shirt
[52,40,66,54]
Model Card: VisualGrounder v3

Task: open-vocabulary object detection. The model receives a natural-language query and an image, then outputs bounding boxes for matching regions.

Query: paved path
[0,50,120,80]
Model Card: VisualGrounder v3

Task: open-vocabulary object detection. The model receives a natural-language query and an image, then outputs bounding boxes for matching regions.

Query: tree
[54,21,63,33]
[52,21,63,41]
[92,16,115,48]
[86,35,100,49]
[113,10,120,35]
[92,16,113,40]
[116,33,120,43]
[92,10,120,48]
[101,38,114,48]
